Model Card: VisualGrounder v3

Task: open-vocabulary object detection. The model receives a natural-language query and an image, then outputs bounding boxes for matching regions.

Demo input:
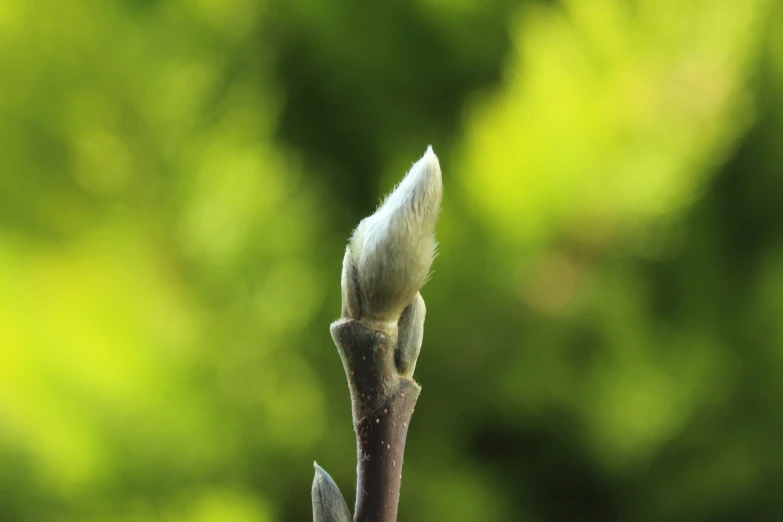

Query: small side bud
[312,462,351,522]
[343,146,443,322]
[395,292,426,377]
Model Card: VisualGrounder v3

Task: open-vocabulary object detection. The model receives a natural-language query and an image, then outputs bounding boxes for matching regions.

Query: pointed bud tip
[424,144,437,164]
[312,461,331,481]
[411,145,441,185]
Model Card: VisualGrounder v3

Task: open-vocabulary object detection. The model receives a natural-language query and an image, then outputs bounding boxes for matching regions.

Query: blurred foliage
[1,0,782,521]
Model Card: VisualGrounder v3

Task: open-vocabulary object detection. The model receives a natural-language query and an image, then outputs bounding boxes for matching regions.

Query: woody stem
[330,318,421,522]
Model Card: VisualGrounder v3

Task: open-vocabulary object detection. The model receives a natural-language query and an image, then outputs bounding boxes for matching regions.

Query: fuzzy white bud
[341,146,442,322]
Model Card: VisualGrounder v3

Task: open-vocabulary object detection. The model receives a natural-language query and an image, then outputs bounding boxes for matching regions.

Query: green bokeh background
[2,0,783,520]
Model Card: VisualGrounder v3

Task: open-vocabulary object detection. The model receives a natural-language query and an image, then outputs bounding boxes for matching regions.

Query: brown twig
[331,319,421,522]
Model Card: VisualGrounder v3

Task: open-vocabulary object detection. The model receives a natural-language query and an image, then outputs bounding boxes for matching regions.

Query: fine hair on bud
[342,146,442,322]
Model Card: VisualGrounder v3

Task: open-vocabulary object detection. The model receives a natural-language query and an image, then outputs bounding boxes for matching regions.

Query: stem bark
[330,318,421,522]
